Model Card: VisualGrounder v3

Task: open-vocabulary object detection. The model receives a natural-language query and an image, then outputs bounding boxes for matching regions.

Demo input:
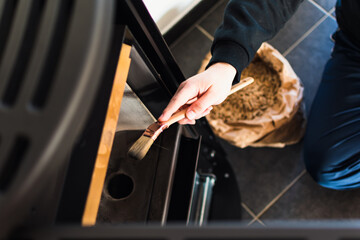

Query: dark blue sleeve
[207,0,303,82]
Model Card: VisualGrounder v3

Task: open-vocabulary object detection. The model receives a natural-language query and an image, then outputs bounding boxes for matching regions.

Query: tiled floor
[169,0,360,226]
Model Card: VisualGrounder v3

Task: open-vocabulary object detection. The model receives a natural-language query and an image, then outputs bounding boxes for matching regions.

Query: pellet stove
[3,1,360,240]
[0,0,241,239]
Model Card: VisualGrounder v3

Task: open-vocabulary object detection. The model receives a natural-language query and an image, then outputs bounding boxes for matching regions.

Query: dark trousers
[304,30,360,190]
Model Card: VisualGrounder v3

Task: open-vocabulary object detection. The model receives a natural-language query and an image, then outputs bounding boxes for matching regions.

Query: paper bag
[202,43,305,148]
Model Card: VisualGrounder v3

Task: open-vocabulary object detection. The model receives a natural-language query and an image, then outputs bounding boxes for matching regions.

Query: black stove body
[0,0,241,238]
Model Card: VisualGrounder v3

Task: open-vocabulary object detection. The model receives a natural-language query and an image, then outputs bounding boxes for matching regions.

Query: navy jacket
[208,0,360,82]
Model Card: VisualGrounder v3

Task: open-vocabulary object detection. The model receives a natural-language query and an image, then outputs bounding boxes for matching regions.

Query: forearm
[208,0,303,82]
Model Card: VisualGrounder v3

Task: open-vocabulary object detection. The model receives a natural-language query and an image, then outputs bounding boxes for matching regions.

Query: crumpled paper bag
[202,43,306,148]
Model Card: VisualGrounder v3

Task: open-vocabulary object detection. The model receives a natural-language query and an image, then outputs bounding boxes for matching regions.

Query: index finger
[158,85,197,122]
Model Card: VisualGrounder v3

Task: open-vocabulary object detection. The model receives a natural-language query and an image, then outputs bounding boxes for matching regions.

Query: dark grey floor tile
[268,1,324,54]
[170,28,212,78]
[260,173,360,220]
[313,0,336,11]
[219,138,305,215]
[198,0,228,36]
[170,0,344,223]
[241,204,255,223]
[285,17,338,115]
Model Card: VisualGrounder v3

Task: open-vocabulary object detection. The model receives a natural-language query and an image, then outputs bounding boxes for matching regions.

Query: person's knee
[303,143,348,190]
[304,149,330,189]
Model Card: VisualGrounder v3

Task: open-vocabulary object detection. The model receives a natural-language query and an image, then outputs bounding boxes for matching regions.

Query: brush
[128,77,254,160]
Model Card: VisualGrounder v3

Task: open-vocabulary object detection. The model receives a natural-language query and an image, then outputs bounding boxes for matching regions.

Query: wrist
[208,62,237,82]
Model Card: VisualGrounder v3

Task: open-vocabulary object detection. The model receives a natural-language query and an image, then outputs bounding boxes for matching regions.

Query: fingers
[178,106,213,125]
[200,106,213,117]
[158,84,197,122]
[178,118,196,125]
[186,96,198,105]
[186,88,215,120]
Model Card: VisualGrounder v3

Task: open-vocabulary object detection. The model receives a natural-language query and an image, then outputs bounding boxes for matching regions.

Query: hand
[158,62,236,125]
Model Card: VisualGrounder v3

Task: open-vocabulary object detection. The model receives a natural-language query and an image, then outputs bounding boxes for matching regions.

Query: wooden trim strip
[82,44,132,226]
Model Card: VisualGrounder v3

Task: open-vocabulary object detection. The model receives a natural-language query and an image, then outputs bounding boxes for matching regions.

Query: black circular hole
[107,173,134,199]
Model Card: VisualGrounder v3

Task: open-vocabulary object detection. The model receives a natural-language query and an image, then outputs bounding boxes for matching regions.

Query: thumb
[186,89,214,120]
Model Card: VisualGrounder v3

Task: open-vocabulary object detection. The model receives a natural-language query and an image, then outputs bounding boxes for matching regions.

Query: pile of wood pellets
[209,55,281,122]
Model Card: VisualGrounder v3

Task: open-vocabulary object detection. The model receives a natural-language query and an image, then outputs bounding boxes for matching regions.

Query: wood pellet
[210,55,281,122]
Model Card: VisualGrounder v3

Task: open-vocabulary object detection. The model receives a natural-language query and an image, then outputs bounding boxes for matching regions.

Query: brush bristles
[128,136,154,160]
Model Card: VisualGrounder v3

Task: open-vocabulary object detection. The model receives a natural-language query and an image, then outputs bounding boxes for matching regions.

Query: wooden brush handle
[164,77,254,126]
[229,77,254,95]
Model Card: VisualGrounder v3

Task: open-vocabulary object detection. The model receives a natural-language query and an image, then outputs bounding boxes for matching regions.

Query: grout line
[169,25,198,49]
[241,203,265,226]
[196,25,214,41]
[170,0,224,49]
[247,169,307,225]
[308,0,335,19]
[283,14,328,57]
[328,7,336,21]
[247,219,266,227]
[241,202,257,219]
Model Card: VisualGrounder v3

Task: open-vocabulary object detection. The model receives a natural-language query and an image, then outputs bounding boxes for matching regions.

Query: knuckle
[179,81,188,88]
[192,101,207,112]
[181,83,191,91]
